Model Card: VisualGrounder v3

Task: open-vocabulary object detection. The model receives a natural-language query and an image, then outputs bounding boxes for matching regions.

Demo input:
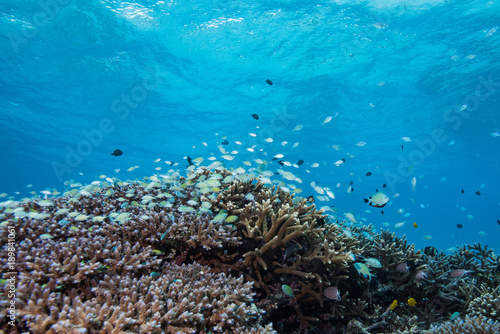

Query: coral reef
[425,315,500,334]
[1,164,499,333]
[13,262,272,334]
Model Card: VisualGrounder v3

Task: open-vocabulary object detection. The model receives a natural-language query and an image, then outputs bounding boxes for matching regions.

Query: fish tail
[364,198,368,203]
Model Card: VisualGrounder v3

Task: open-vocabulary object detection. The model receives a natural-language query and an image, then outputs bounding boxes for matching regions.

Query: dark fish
[349,181,353,185]
[265,79,273,85]
[111,149,123,156]
[282,242,302,265]
[382,184,387,188]
[457,224,463,229]
[307,196,315,203]
[381,210,384,215]
[277,160,284,166]
[297,159,304,166]
[461,189,464,194]
[251,114,259,120]
[187,156,194,166]
[497,219,500,225]
[221,139,229,145]
[475,191,481,196]
[366,172,372,176]
[402,145,404,149]
[424,246,437,257]
[342,158,346,162]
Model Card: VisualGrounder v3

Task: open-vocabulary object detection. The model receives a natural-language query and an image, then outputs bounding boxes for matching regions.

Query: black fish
[187,156,194,166]
[402,145,404,149]
[349,181,353,185]
[342,158,346,162]
[282,242,302,265]
[457,224,463,229]
[424,246,437,257]
[366,172,372,176]
[461,189,464,194]
[381,210,384,215]
[221,139,229,145]
[251,114,259,120]
[297,159,304,166]
[307,196,315,203]
[265,79,273,85]
[497,219,500,225]
[277,160,284,166]
[111,149,123,156]
[382,184,387,188]
[475,191,481,196]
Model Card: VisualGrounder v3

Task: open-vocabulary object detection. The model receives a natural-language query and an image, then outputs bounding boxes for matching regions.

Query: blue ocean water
[1,0,499,253]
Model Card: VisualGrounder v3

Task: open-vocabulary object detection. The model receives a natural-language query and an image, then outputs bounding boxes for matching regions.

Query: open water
[1,0,499,252]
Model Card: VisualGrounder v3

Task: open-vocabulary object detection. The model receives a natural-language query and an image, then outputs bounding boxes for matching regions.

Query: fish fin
[364,198,369,203]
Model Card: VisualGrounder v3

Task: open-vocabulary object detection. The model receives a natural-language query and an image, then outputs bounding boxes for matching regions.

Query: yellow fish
[390,299,398,310]
[413,222,418,228]
[407,298,416,307]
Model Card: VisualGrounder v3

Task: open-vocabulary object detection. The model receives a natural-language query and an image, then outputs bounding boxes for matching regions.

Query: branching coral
[467,286,500,322]
[15,262,274,334]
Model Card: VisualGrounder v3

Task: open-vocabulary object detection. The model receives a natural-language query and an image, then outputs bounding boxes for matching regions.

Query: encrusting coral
[1,163,500,333]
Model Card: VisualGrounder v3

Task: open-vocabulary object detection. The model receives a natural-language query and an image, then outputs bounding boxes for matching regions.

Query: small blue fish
[450,312,460,321]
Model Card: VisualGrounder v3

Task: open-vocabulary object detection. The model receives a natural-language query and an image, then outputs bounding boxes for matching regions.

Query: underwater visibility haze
[1,0,500,333]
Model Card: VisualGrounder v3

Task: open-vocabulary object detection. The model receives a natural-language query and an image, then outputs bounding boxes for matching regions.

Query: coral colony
[1,164,500,333]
